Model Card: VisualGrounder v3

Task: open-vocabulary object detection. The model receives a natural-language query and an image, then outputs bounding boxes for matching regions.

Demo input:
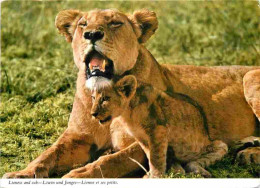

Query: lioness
[91,75,228,177]
[3,9,259,178]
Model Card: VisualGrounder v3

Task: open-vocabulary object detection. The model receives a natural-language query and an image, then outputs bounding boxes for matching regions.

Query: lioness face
[91,75,137,125]
[56,9,158,90]
[83,10,139,73]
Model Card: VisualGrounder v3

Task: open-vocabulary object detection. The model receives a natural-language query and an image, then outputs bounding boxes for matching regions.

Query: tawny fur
[3,9,259,179]
[90,75,228,177]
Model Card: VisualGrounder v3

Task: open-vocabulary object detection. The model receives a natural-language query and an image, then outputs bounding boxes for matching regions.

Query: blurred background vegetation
[1,1,259,178]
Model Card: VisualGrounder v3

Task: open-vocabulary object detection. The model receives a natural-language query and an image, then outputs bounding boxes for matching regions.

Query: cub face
[91,75,137,125]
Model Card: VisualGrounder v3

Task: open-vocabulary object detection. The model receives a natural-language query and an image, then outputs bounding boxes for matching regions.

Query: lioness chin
[3,9,259,179]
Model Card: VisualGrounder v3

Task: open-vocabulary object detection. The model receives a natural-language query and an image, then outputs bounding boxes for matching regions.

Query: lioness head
[55,9,158,90]
[91,75,137,125]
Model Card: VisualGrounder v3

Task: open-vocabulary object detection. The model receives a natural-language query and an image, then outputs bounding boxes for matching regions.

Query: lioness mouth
[99,116,112,124]
[84,50,114,80]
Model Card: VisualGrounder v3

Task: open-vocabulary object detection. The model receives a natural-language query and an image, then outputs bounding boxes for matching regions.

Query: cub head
[55,9,158,90]
[91,75,137,125]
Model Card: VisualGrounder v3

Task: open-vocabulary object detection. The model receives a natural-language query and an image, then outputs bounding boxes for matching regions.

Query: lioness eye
[91,96,95,100]
[79,22,87,28]
[109,21,123,28]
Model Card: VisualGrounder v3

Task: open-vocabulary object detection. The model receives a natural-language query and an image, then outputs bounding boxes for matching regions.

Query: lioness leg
[2,129,94,178]
[185,140,228,177]
[62,142,146,178]
[234,136,260,165]
[3,95,102,178]
[243,69,260,121]
[240,69,260,165]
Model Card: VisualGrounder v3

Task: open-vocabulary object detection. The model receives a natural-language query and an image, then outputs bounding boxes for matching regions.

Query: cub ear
[55,9,83,42]
[115,75,137,99]
[128,9,158,43]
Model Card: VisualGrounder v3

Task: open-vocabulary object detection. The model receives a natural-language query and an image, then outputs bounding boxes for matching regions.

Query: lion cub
[91,75,227,178]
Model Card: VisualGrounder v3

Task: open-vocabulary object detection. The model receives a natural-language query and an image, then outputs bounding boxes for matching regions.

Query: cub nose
[91,112,99,117]
[84,30,104,43]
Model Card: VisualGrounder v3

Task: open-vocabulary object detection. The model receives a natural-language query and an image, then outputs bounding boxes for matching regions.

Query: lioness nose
[84,31,104,43]
[91,112,99,117]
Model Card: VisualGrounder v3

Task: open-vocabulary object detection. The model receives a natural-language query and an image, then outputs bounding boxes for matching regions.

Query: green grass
[1,1,259,178]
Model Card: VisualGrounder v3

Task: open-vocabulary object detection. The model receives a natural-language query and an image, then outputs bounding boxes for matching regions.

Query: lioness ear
[115,75,137,99]
[55,9,83,42]
[129,9,158,43]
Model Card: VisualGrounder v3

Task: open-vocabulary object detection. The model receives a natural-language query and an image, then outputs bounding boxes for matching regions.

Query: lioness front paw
[62,171,82,178]
[236,147,260,165]
[2,165,49,179]
[62,165,100,178]
[2,171,34,179]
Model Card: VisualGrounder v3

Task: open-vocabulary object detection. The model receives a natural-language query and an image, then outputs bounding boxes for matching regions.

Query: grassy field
[1,1,259,178]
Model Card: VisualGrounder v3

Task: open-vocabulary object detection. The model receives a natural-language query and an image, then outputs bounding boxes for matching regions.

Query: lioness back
[163,65,260,144]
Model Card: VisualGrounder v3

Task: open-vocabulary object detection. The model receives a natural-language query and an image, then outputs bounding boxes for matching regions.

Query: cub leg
[145,125,168,178]
[62,142,146,178]
[185,140,228,177]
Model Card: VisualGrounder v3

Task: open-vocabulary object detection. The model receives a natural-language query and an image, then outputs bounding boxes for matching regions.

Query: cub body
[91,75,217,177]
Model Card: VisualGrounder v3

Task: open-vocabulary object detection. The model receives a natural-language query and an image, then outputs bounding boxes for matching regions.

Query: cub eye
[102,96,111,102]
[109,21,123,28]
[79,22,87,28]
[91,96,95,100]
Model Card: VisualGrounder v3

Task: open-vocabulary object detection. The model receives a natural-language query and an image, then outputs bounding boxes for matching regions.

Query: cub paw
[142,174,161,178]
[142,170,163,178]
[170,163,186,175]
[185,162,212,178]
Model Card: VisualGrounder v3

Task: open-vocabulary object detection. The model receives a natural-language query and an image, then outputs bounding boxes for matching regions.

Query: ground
[1,1,259,178]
